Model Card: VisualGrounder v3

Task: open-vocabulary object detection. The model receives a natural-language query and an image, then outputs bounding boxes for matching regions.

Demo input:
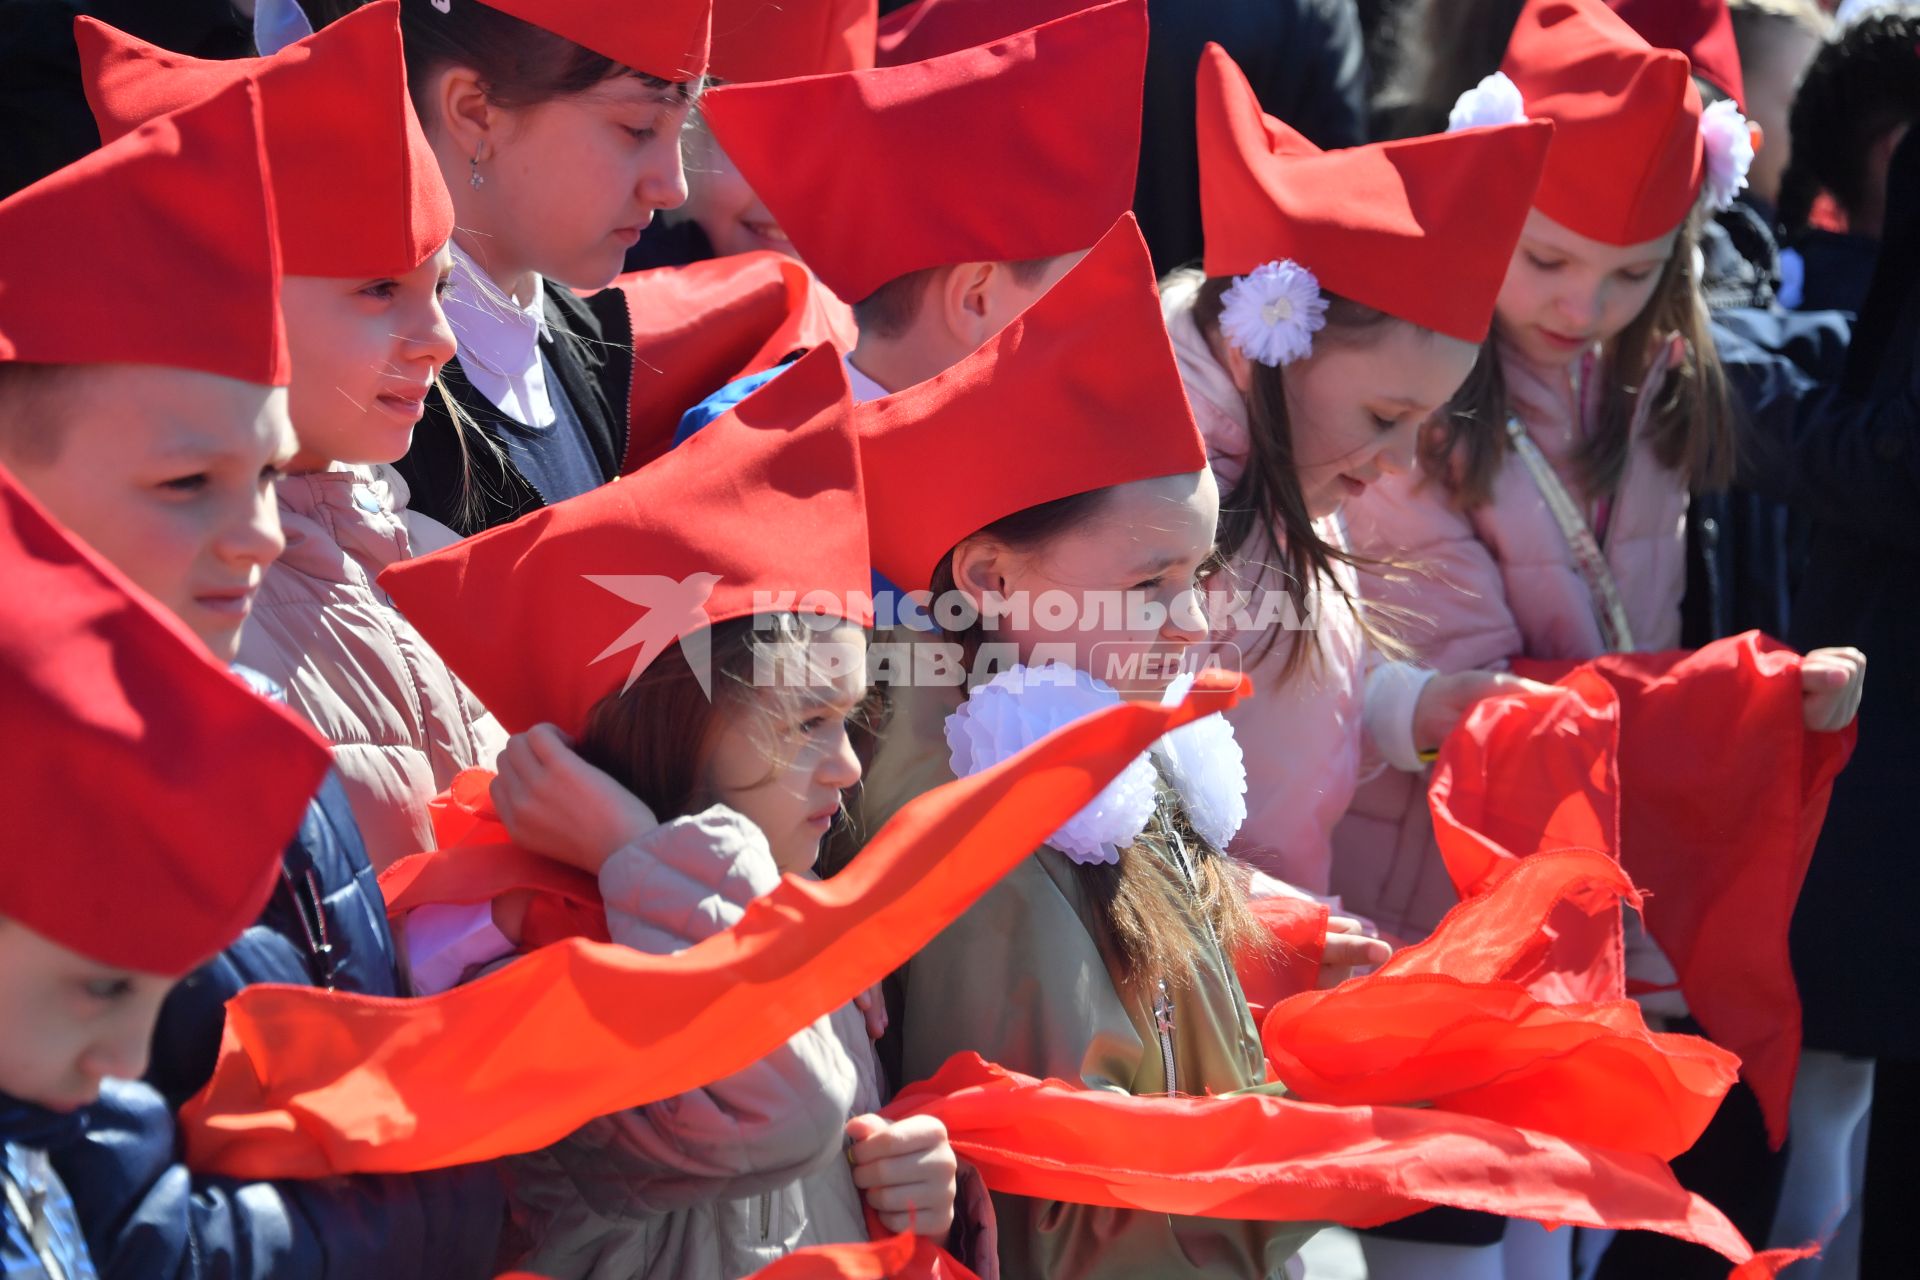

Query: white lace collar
[944,664,1247,865]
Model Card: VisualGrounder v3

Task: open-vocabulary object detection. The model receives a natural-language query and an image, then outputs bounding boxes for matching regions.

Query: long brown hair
[1181,272,1407,678]
[924,498,1262,999]
[1423,209,1735,510]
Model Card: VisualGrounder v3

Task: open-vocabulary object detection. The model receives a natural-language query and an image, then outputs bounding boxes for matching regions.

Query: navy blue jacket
[50,762,506,1278]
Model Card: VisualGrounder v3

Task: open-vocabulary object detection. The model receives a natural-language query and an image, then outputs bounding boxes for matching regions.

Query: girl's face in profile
[701,624,868,874]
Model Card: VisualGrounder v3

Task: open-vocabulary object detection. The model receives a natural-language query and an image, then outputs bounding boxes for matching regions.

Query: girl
[1160,43,1556,928]
[849,214,1320,1279]
[391,0,707,533]
[1330,1,1864,1274]
[78,2,506,870]
[380,349,977,1279]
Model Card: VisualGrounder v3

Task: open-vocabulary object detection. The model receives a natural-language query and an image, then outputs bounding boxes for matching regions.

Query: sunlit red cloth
[1234,895,1330,1028]
[606,251,857,471]
[884,1054,1807,1276]
[1469,632,1857,1146]
[178,673,1252,1178]
[1262,851,1737,1163]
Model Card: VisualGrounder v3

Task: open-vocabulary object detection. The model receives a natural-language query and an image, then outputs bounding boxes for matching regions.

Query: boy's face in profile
[0,365,296,661]
[0,919,173,1112]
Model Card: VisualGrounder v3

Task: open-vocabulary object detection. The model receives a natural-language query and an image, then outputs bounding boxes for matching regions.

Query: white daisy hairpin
[1698,98,1756,212]
[1218,259,1329,367]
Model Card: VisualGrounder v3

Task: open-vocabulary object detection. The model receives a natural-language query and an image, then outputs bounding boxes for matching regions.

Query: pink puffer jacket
[1162,274,1431,902]
[1330,339,1690,941]
[237,464,505,870]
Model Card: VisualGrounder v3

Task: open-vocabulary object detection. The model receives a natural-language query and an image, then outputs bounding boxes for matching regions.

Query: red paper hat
[1502,0,1705,245]
[1608,0,1744,109]
[701,0,1145,303]
[711,0,877,83]
[78,2,451,279]
[0,79,288,384]
[1197,44,1553,345]
[0,465,330,976]
[463,0,711,83]
[380,347,871,736]
[856,214,1207,593]
[876,0,1091,66]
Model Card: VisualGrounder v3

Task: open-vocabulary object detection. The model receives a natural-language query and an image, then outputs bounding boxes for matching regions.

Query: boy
[677,0,1146,434]
[0,77,503,1279]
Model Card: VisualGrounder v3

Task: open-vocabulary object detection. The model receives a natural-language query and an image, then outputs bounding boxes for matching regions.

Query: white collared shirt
[444,241,556,428]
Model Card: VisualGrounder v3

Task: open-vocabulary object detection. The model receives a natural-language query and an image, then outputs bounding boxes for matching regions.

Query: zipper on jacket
[759,1192,772,1242]
[278,865,337,990]
[1153,981,1178,1097]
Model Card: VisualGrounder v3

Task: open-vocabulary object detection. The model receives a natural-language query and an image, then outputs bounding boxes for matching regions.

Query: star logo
[583,573,724,697]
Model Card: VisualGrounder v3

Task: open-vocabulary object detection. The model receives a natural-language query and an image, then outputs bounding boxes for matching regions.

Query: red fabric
[1503,0,1706,245]
[1262,849,1738,1163]
[1608,0,1745,109]
[607,251,858,471]
[77,1,451,277]
[1196,44,1554,344]
[379,345,871,736]
[1430,668,1627,1003]
[498,1237,980,1280]
[0,78,288,383]
[885,1054,1802,1274]
[700,0,1144,303]
[1486,633,1859,1146]
[478,0,711,83]
[0,464,330,975]
[710,0,877,82]
[875,0,1091,65]
[1235,896,1330,1028]
[855,214,1207,592]
[177,673,1252,1178]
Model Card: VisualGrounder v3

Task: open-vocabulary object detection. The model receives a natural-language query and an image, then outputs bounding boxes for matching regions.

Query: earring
[469,147,485,190]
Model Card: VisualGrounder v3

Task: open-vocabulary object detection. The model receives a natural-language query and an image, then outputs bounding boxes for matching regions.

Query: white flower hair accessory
[944,663,1249,866]
[1218,260,1328,367]
[1149,671,1248,852]
[1699,98,1755,212]
[1447,71,1529,133]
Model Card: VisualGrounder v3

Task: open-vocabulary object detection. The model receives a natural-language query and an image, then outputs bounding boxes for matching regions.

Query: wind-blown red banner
[1460,632,1856,1145]
[495,1232,979,1280]
[178,673,1252,1178]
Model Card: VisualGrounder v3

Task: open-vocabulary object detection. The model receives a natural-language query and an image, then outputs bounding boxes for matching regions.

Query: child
[677,0,1146,428]
[391,0,710,532]
[627,0,875,271]
[849,213,1321,1278]
[1160,43,1555,926]
[78,1,506,870]
[0,78,505,1279]
[1776,6,1920,311]
[0,465,330,1280]
[1331,1,1865,1274]
[380,349,977,1278]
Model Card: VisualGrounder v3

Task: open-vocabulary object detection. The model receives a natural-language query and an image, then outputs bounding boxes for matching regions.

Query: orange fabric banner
[883,1053,1805,1275]
[1484,632,1857,1145]
[607,251,857,472]
[178,672,1251,1178]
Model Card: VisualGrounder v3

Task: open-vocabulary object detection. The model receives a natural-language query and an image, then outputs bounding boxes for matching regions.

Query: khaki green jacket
[861,680,1319,1279]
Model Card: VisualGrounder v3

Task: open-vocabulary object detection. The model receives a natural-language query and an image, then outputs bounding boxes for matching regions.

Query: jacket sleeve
[1342,470,1524,674]
[535,807,858,1219]
[52,1079,504,1280]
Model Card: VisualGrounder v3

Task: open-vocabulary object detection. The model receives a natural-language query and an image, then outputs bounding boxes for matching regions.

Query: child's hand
[1800,647,1866,732]
[1412,671,1556,755]
[844,1114,957,1237]
[853,983,888,1041]
[1319,915,1391,989]
[491,724,658,874]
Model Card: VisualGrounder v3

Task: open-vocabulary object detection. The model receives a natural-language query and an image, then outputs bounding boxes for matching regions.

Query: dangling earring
[469,146,486,190]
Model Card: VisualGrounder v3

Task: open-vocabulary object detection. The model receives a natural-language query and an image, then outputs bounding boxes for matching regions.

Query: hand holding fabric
[845,1113,958,1237]
[1799,647,1866,732]
[1319,916,1392,989]
[1412,670,1556,756]
[491,723,658,872]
